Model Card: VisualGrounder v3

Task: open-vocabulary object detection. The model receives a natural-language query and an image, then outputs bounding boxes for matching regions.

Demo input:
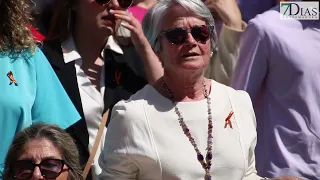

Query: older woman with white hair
[98,0,300,179]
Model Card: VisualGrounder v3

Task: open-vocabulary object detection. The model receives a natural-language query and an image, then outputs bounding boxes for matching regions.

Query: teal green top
[0,48,81,177]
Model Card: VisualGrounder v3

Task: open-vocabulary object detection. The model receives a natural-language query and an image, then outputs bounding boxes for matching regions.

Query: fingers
[110,10,140,26]
[109,9,147,47]
[110,10,133,20]
[110,9,132,16]
[110,9,142,33]
[114,14,135,24]
[119,22,135,32]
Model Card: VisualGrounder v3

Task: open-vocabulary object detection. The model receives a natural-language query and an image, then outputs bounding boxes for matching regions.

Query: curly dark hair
[0,0,36,54]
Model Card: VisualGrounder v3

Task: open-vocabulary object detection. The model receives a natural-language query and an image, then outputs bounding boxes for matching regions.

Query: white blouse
[98,80,262,180]
[62,37,107,178]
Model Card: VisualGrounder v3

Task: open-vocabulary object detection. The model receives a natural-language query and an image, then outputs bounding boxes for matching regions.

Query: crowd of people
[0,0,319,179]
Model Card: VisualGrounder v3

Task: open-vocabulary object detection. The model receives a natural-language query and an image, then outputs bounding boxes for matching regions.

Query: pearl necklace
[162,78,213,180]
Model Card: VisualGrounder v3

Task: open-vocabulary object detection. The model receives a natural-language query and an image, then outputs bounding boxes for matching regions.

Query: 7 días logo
[280,1,319,20]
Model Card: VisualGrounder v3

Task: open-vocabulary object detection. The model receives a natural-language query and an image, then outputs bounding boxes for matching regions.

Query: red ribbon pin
[7,71,18,86]
[224,111,234,129]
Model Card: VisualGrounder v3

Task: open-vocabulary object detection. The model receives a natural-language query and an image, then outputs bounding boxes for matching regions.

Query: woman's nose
[185,32,197,46]
[32,167,44,180]
[107,0,121,10]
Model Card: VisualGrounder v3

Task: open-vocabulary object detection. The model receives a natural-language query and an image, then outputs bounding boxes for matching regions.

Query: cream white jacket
[98,80,262,180]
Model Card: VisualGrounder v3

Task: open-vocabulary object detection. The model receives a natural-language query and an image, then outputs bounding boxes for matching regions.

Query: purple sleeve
[237,0,276,22]
[231,20,269,102]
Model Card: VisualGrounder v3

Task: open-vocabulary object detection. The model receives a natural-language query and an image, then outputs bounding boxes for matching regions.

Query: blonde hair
[0,0,36,55]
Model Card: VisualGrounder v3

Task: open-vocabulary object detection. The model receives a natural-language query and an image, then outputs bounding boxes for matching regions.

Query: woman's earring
[210,52,213,57]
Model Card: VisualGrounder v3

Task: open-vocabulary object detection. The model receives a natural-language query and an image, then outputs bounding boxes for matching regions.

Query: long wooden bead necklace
[162,78,213,180]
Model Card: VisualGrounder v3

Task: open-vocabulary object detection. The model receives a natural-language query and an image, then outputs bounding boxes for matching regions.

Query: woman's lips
[101,15,115,25]
[182,52,200,57]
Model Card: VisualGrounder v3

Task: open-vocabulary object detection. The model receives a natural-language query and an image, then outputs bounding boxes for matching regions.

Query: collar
[61,35,124,65]
[105,36,124,54]
[61,36,82,64]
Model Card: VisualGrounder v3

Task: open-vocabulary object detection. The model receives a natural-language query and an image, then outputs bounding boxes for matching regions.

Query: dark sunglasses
[158,25,214,45]
[95,0,133,9]
[12,159,67,180]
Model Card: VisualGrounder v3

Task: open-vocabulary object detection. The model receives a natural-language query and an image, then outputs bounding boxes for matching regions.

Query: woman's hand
[269,176,303,180]
[109,9,163,83]
[204,0,242,30]
[110,9,150,50]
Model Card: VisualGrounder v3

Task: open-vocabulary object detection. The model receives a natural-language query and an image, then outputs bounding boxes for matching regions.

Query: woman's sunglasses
[12,159,68,180]
[95,0,133,9]
[158,25,214,45]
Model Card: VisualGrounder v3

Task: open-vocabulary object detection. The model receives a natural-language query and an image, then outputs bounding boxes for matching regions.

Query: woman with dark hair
[39,0,157,178]
[0,0,80,177]
[3,123,83,180]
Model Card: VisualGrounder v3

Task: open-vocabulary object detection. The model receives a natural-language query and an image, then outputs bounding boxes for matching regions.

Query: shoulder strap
[82,109,110,180]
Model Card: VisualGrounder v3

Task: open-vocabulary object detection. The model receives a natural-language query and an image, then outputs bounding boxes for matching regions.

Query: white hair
[142,0,218,53]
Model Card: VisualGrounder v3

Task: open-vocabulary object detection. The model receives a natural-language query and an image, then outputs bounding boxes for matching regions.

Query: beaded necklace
[162,78,213,180]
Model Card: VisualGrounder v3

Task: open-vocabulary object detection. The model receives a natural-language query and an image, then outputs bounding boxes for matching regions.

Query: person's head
[0,0,35,55]
[2,123,82,180]
[143,0,217,74]
[47,0,133,42]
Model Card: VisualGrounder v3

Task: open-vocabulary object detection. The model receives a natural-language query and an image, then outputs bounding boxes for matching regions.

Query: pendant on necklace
[205,173,212,180]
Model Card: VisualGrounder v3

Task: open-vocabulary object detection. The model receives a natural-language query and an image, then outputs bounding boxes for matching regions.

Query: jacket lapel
[41,39,91,172]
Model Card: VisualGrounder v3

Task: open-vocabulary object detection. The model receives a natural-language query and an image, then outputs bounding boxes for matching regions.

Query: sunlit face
[75,0,121,35]
[157,5,212,73]
[15,138,69,180]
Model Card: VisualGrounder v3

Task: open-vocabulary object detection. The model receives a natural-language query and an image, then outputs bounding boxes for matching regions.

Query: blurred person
[232,4,320,180]
[98,0,301,179]
[2,123,82,180]
[0,0,80,177]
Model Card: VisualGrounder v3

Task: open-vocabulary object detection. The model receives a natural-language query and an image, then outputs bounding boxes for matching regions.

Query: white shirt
[62,36,107,178]
[98,80,262,180]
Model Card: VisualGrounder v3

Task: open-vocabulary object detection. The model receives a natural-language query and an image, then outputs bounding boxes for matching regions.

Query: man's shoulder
[248,6,281,31]
[249,5,302,32]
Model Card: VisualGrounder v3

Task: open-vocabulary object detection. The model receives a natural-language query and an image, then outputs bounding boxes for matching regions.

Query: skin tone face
[74,0,121,36]
[157,5,212,74]
[17,138,68,180]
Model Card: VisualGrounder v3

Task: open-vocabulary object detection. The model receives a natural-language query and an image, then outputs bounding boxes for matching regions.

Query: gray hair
[142,0,218,53]
[2,123,83,180]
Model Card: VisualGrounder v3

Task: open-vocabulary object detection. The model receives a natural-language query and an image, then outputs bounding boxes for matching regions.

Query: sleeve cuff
[219,21,247,46]
[222,21,247,33]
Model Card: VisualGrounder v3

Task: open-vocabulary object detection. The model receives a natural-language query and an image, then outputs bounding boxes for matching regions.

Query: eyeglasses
[12,159,68,180]
[158,25,214,45]
[95,0,133,9]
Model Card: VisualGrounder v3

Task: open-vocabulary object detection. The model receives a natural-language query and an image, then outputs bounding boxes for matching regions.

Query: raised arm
[204,0,245,85]
[110,10,163,84]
